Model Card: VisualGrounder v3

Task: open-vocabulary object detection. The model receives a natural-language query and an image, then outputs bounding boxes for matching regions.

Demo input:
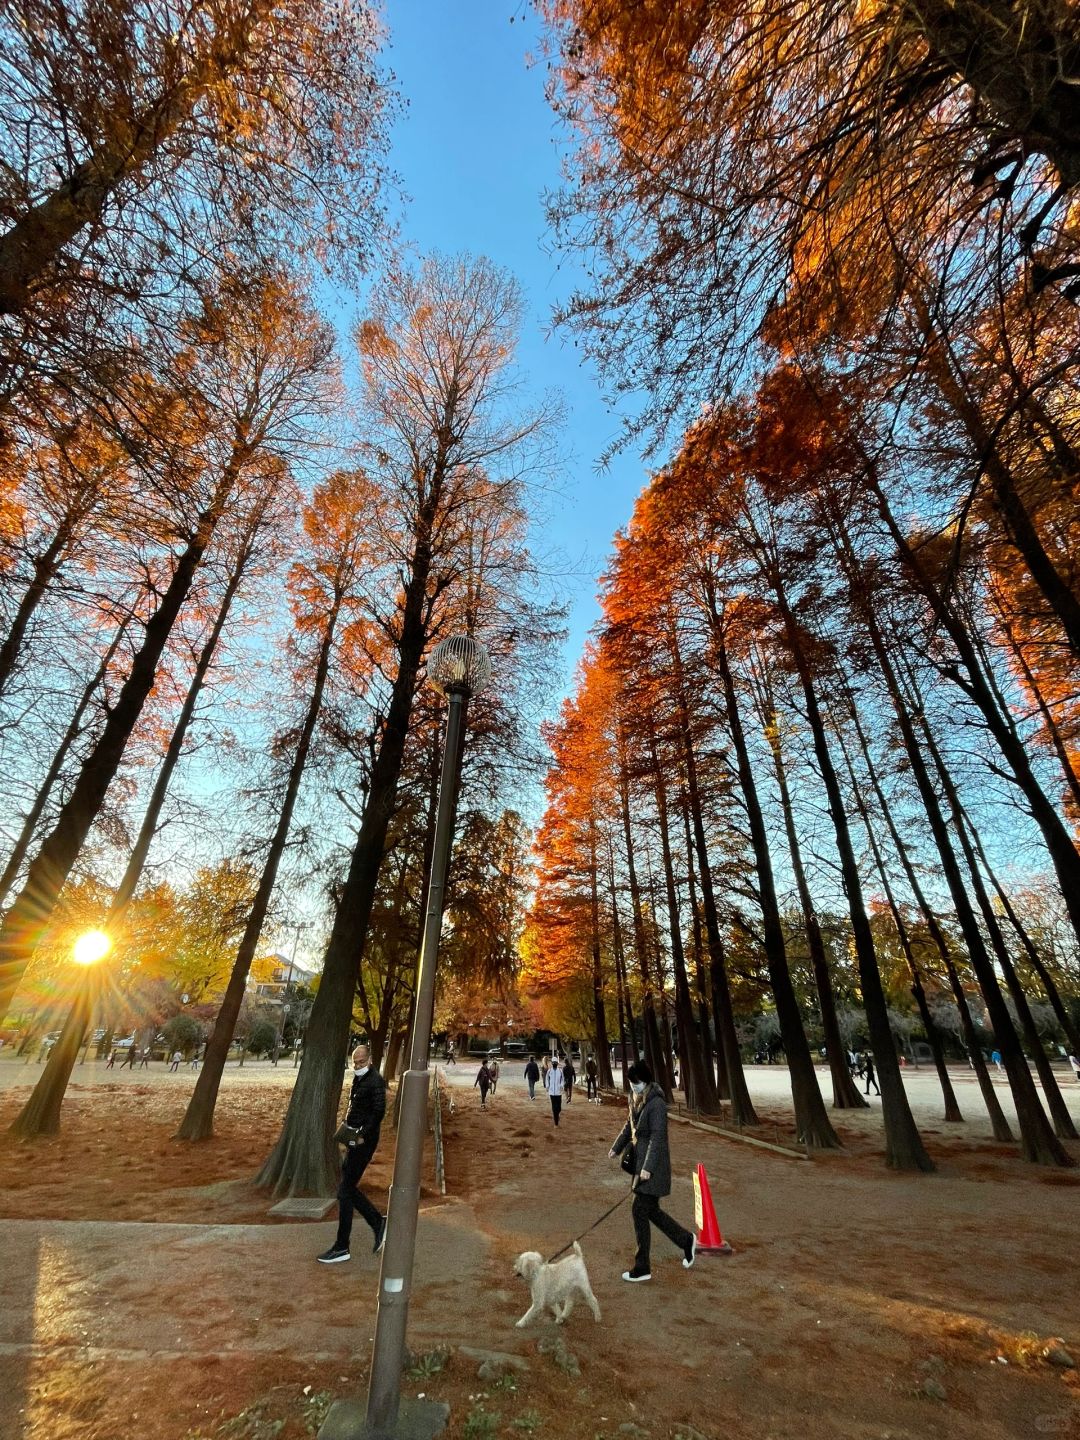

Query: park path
[0,1065,1077,1439]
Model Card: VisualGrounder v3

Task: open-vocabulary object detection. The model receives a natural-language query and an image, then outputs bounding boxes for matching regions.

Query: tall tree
[178,469,377,1140]
[0,0,392,316]
[255,254,554,1196]
[0,268,336,1022]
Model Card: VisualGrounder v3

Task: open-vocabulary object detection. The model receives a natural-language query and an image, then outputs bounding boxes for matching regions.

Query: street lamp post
[359,636,490,1440]
[9,929,112,1137]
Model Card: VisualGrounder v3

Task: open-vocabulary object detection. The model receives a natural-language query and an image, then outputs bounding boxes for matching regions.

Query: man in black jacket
[317,1043,387,1264]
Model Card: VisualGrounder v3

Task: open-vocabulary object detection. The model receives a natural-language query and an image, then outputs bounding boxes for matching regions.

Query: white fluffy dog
[512,1241,601,1327]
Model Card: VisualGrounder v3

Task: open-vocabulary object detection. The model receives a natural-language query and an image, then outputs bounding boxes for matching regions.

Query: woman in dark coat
[474,1059,492,1108]
[609,1060,696,1282]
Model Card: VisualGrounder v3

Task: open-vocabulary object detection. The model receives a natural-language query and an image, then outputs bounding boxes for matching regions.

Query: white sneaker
[683,1235,697,1269]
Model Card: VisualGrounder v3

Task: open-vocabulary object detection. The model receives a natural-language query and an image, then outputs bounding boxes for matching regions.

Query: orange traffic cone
[693,1164,733,1254]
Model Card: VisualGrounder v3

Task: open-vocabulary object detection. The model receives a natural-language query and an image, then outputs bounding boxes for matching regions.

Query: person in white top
[545,1052,565,1127]
[1068,1053,1080,1083]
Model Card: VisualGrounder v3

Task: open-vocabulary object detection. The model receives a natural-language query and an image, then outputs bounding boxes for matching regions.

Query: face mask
[631,1081,646,1095]
[355,1063,370,1076]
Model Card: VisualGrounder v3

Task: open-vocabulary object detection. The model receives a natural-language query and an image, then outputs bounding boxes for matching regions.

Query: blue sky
[379,1,648,695]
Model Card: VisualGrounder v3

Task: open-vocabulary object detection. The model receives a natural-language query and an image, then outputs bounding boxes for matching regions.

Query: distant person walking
[1068,1053,1080,1083]
[138,1048,150,1069]
[169,1050,182,1073]
[524,1054,540,1100]
[609,1060,696,1283]
[105,1050,117,1070]
[585,1055,598,1101]
[862,1050,880,1096]
[474,1059,493,1109]
[488,1056,500,1094]
[541,1053,551,1084]
[546,1052,565,1127]
[991,1048,1003,1073]
[318,1043,387,1265]
[563,1054,576,1105]
[446,1042,456,1066]
[121,1046,137,1070]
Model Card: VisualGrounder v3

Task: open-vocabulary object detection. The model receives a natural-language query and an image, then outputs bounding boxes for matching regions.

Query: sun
[72,930,111,966]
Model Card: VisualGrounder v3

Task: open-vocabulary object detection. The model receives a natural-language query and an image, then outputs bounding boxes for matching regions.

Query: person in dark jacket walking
[862,1049,880,1096]
[524,1054,540,1100]
[474,1059,492,1108]
[609,1060,696,1283]
[563,1054,576,1104]
[318,1043,387,1264]
[585,1055,598,1101]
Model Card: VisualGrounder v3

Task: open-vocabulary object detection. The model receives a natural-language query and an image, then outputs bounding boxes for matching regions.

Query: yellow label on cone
[693,1168,704,1231]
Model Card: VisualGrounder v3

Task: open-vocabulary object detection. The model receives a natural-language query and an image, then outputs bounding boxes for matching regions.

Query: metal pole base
[318,1397,450,1440]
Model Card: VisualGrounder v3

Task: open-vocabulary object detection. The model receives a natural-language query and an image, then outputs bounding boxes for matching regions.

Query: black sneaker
[621,1268,651,1283]
[373,1217,387,1255]
[683,1235,697,1269]
[317,1246,350,1264]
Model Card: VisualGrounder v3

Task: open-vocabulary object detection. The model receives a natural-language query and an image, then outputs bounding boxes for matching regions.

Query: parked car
[503,1040,528,1058]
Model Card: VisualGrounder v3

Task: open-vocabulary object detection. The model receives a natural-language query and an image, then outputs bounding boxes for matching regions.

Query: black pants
[864,1071,880,1095]
[550,1094,562,1126]
[334,1142,381,1250]
[477,1083,490,1106]
[586,1076,597,1098]
[564,1082,573,1105]
[632,1190,692,1272]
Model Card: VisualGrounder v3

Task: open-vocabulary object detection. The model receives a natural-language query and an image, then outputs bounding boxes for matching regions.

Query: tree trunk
[0,616,127,910]
[178,592,342,1142]
[8,976,98,1136]
[836,700,962,1122]
[915,714,1079,1142]
[856,596,1070,1164]
[649,737,717,1115]
[773,594,932,1171]
[0,516,76,699]
[978,843,1080,1059]
[112,542,254,923]
[673,665,757,1123]
[867,475,1080,950]
[254,532,434,1196]
[617,760,668,1095]
[0,31,269,314]
[607,850,639,1088]
[753,668,867,1112]
[991,589,1080,818]
[905,0,1080,191]
[644,859,679,1094]
[0,458,241,1024]
[678,786,720,1110]
[613,920,630,1092]
[710,624,838,1148]
[588,823,615,1088]
[842,673,1013,1138]
[668,627,754,1111]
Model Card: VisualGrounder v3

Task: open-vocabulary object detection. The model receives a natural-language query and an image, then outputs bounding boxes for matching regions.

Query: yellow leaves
[248,951,281,986]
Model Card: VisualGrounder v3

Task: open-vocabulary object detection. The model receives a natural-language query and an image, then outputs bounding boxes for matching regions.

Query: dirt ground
[0,1066,1078,1440]
[0,1075,400,1224]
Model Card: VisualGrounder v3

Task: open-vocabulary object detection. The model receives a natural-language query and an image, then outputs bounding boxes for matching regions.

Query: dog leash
[546,1187,633,1264]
